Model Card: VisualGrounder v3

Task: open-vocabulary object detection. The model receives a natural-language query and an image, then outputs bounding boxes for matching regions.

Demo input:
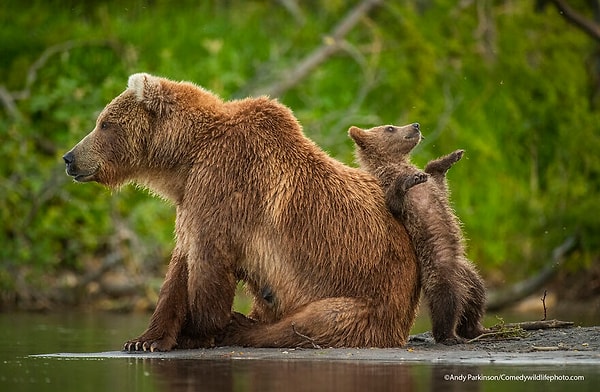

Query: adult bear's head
[63,73,224,198]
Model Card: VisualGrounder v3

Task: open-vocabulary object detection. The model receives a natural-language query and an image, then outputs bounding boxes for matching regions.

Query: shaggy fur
[63,73,421,351]
[349,123,486,344]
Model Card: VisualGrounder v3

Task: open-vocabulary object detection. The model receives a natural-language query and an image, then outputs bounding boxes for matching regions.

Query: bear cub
[349,123,486,344]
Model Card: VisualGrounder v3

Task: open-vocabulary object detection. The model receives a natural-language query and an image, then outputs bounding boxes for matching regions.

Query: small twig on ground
[467,327,528,343]
[541,289,548,321]
[498,319,574,330]
[532,345,562,351]
[466,316,574,343]
[468,317,528,343]
[291,323,321,349]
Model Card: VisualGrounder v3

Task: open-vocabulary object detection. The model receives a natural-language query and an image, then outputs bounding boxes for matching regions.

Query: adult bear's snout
[63,151,74,165]
[63,150,78,177]
[62,147,100,182]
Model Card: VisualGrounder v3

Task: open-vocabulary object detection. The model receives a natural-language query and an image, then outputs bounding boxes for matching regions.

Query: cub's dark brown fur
[63,73,421,351]
[349,123,486,344]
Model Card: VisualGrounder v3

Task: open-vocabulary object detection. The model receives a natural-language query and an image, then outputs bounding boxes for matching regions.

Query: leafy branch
[254,0,383,97]
[541,0,600,42]
[0,39,130,120]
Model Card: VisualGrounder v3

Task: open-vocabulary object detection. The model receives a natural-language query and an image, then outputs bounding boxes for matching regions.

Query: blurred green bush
[1,0,598,304]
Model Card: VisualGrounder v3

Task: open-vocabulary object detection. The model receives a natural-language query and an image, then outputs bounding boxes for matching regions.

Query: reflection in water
[145,358,483,392]
[147,359,416,392]
[2,312,599,392]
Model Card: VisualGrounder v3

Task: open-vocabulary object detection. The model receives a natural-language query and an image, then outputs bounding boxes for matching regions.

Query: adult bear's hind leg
[218,297,408,348]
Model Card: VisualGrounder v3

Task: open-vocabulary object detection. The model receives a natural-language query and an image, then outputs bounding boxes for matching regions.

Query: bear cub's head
[348,123,421,170]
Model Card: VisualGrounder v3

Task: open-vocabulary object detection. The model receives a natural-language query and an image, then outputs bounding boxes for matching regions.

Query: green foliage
[1,0,599,296]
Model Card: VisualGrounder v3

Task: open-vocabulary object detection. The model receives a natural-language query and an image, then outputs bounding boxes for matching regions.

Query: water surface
[1,312,597,392]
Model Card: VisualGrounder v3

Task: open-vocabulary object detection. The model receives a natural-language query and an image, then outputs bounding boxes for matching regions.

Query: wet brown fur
[63,74,421,351]
[348,124,486,344]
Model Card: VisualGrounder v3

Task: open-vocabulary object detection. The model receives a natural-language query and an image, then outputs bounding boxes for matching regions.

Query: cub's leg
[456,262,487,339]
[426,286,467,345]
[423,261,468,345]
[218,297,408,348]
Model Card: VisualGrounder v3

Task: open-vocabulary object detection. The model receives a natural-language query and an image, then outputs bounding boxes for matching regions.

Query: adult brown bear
[63,73,420,351]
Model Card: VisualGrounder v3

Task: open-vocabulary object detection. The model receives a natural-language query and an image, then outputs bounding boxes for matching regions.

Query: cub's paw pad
[405,173,428,189]
[451,149,465,163]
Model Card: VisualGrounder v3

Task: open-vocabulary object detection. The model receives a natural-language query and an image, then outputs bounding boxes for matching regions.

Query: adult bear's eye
[385,126,395,133]
[100,121,109,130]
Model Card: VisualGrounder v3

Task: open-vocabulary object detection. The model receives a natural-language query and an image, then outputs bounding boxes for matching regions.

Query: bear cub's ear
[128,73,172,115]
[348,126,367,149]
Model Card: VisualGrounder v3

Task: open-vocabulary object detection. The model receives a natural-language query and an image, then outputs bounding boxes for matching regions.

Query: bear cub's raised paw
[403,172,429,191]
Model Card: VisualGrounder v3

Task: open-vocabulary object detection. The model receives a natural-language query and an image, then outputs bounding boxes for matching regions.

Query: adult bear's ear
[128,73,173,115]
[348,126,367,149]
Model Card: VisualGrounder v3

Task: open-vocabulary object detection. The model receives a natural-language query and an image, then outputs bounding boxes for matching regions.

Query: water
[1,312,598,392]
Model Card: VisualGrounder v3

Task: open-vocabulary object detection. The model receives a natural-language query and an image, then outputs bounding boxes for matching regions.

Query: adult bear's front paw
[123,334,177,352]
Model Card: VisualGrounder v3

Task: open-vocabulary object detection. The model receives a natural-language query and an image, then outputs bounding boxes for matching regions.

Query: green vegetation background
[1,0,598,308]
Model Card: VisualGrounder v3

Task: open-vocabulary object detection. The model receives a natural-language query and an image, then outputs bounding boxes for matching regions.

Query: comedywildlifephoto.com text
[444,373,585,382]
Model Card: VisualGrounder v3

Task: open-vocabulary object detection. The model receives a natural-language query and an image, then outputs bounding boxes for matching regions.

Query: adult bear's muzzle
[62,149,97,182]
[62,150,76,176]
